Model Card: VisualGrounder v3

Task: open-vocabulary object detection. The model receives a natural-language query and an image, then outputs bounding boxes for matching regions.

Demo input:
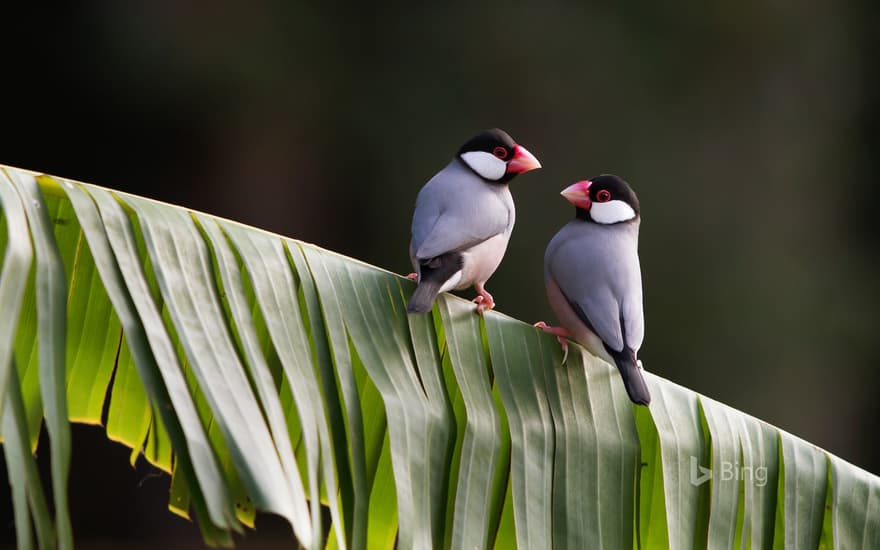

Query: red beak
[506,144,542,174]
[560,180,592,210]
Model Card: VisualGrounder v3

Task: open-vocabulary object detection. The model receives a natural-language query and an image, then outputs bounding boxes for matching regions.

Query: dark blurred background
[1,1,878,547]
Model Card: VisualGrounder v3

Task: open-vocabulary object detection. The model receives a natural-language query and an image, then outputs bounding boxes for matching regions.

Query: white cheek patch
[460,151,506,181]
[590,199,636,224]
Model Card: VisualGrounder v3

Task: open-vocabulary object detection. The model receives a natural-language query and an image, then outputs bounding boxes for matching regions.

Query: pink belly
[545,277,615,365]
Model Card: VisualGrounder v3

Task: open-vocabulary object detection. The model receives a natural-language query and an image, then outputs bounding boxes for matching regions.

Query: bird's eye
[492,146,508,159]
[595,189,612,203]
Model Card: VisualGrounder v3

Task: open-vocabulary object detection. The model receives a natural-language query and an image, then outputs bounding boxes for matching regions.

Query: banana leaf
[0,165,877,550]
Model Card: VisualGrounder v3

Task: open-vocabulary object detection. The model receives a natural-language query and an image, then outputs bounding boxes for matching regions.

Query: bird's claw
[473,294,495,315]
[534,321,573,363]
[405,272,419,281]
[472,286,495,315]
[558,337,569,363]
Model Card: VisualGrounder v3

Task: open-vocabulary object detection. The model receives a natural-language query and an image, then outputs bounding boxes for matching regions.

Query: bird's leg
[534,321,573,363]
[472,283,495,315]
[533,321,572,338]
[405,272,419,281]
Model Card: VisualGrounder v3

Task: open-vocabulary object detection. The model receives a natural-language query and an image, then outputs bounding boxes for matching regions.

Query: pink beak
[560,180,592,210]
[506,144,542,174]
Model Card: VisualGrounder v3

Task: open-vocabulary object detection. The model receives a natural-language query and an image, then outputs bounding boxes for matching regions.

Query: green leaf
[0,165,878,550]
[287,241,350,545]
[777,430,827,549]
[302,245,453,549]
[700,396,744,548]
[195,214,312,545]
[365,432,398,550]
[0,168,33,424]
[545,344,640,549]
[218,222,329,548]
[2,361,54,550]
[485,313,554,550]
[68,183,238,534]
[60,211,121,425]
[119,195,302,534]
[105,338,152,467]
[300,244,371,550]
[6,169,73,549]
[829,454,880,548]
[642,373,710,549]
[634,405,670,549]
[736,414,779,548]
[436,295,504,550]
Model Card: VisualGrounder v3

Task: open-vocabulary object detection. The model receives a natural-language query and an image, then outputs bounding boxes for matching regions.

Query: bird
[537,174,651,405]
[407,128,541,314]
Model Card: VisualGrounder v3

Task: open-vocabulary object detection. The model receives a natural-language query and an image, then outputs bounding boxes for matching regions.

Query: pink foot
[405,272,419,281]
[473,285,495,315]
[534,321,573,362]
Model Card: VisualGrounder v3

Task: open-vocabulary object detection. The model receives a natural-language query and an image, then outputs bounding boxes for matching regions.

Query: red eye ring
[595,189,612,203]
[492,146,508,159]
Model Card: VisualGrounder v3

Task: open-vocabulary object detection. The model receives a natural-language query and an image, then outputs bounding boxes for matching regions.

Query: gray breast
[545,219,643,351]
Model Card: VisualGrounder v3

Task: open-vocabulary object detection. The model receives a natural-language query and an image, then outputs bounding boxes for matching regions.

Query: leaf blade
[6,169,73,549]
[70,183,238,533]
[121,195,301,535]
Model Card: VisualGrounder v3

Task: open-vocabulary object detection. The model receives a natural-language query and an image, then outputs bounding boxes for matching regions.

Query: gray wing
[620,269,644,350]
[411,161,512,260]
[546,221,644,352]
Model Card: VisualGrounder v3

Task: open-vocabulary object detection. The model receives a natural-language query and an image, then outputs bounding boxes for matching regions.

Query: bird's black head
[458,128,516,157]
[456,128,541,183]
[561,174,640,224]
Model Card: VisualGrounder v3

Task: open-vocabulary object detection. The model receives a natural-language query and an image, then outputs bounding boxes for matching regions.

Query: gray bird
[538,175,651,405]
[407,128,541,314]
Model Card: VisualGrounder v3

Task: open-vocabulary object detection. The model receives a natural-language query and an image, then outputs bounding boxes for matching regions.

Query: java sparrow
[538,175,651,405]
[407,128,541,314]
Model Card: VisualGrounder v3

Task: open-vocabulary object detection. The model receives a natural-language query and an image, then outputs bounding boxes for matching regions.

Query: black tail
[407,282,442,313]
[406,252,464,314]
[608,347,651,405]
